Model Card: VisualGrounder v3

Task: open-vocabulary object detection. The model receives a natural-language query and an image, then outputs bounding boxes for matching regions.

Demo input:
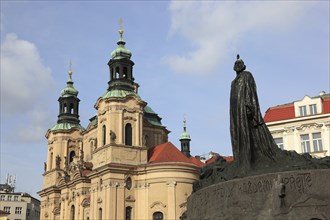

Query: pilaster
[167,181,177,219]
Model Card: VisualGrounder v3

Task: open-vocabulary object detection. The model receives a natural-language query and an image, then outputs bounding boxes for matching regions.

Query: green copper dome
[60,79,78,97]
[102,89,140,99]
[180,131,191,140]
[50,122,85,132]
[111,21,132,60]
[144,106,163,127]
[111,42,132,60]
[179,114,191,140]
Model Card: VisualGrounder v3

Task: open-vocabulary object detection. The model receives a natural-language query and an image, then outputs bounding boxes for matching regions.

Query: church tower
[40,65,86,220]
[92,19,148,168]
[180,114,191,157]
[107,18,135,93]
[57,63,81,125]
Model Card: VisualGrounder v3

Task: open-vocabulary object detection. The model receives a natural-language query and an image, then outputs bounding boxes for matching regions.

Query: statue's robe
[230,71,279,170]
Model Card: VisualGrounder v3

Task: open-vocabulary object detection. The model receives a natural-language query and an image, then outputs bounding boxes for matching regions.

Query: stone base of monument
[184,169,330,220]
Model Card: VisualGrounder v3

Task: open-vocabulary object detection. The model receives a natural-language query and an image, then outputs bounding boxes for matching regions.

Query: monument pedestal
[185,169,330,220]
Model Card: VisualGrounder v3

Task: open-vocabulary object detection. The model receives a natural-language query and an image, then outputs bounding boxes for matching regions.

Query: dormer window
[299,106,307,116]
[309,104,317,115]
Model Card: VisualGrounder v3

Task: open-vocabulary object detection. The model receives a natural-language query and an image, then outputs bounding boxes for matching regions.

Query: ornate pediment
[81,197,90,207]
[150,201,166,209]
[97,197,102,203]
[296,123,323,131]
[125,195,135,202]
[52,207,61,215]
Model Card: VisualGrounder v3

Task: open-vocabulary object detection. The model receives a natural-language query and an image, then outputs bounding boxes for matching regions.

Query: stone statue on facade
[56,155,61,170]
[110,130,116,144]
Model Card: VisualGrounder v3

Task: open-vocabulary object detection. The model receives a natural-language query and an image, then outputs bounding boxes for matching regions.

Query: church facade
[38,27,203,220]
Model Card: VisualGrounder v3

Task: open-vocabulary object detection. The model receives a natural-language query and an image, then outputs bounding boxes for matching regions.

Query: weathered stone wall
[185,169,330,220]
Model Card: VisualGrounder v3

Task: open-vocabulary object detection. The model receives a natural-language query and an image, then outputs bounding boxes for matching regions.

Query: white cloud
[165,1,311,74]
[1,33,55,142]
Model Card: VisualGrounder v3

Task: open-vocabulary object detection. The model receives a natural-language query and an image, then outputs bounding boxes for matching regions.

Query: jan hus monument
[182,55,330,220]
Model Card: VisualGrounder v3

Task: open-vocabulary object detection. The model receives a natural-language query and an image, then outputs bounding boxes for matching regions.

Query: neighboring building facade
[0,184,40,220]
[264,92,330,158]
[38,26,202,220]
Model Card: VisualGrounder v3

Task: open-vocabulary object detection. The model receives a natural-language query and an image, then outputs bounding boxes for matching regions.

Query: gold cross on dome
[68,61,73,79]
[183,113,187,128]
[119,17,123,37]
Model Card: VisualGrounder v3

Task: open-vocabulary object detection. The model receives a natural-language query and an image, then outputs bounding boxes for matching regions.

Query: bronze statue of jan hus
[194,55,330,192]
[230,54,279,170]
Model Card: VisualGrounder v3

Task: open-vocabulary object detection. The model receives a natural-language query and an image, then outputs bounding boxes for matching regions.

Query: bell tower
[57,62,80,125]
[107,18,135,92]
[180,114,191,157]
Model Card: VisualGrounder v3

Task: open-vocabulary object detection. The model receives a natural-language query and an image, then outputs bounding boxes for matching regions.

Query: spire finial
[119,17,124,39]
[183,113,187,132]
[68,61,73,80]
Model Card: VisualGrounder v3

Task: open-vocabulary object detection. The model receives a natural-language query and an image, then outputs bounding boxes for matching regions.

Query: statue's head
[233,54,246,73]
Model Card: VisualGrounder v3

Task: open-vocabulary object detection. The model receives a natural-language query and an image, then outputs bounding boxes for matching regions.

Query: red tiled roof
[148,142,204,167]
[264,96,330,123]
[205,155,233,165]
[205,156,217,165]
[264,104,295,123]
[221,156,234,162]
[189,156,205,167]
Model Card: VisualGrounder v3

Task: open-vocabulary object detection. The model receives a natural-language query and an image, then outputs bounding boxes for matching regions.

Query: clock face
[126,177,132,190]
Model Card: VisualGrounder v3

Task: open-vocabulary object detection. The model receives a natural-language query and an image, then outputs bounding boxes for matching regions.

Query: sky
[1,1,329,199]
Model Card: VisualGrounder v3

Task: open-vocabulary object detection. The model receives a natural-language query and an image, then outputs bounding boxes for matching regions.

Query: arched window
[98,208,102,220]
[123,67,128,79]
[69,151,76,163]
[115,67,120,78]
[50,152,53,170]
[102,125,106,145]
[70,205,75,220]
[111,68,114,80]
[125,206,132,220]
[64,103,68,113]
[70,103,74,114]
[153,212,163,220]
[125,123,132,146]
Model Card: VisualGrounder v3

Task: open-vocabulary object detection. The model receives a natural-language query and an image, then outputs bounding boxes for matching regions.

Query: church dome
[60,79,78,97]
[180,130,191,140]
[111,41,132,60]
[179,114,191,140]
[110,25,132,60]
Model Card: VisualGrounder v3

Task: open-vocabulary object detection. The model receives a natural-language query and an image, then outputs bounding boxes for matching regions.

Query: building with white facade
[0,183,40,220]
[264,92,330,158]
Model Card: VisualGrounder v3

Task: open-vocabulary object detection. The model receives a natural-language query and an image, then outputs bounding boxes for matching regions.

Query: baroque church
[38,24,203,220]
